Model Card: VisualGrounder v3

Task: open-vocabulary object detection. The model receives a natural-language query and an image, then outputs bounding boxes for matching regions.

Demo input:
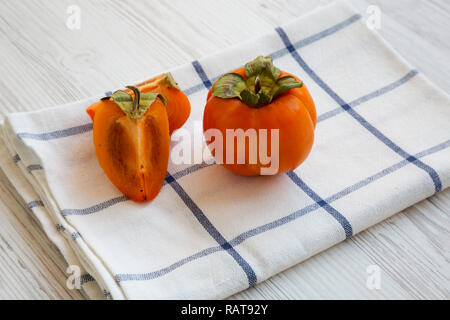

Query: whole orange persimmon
[203,56,316,176]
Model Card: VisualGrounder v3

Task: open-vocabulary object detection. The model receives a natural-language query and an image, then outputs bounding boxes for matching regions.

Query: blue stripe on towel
[114,139,449,282]
[166,172,257,287]
[103,290,112,299]
[61,195,129,216]
[192,61,213,89]
[116,245,223,282]
[184,82,207,96]
[27,164,43,172]
[72,232,81,240]
[163,162,213,186]
[79,274,95,285]
[12,154,21,163]
[286,171,353,238]
[318,70,419,122]
[62,165,213,217]
[17,123,93,141]
[275,27,442,193]
[28,200,44,209]
[293,14,361,50]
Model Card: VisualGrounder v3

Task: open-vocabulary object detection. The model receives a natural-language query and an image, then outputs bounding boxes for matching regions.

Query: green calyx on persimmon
[101,86,167,120]
[211,56,303,108]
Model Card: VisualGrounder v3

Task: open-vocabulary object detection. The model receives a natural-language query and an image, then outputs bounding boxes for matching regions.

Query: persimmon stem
[126,86,140,113]
[254,76,261,94]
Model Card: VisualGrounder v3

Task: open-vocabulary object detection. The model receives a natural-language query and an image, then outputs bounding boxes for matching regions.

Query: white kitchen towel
[1,0,449,299]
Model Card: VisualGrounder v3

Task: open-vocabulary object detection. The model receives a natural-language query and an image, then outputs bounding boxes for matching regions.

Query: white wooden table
[0,0,448,299]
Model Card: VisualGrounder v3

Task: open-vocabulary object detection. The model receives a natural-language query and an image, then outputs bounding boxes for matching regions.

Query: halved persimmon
[87,86,170,202]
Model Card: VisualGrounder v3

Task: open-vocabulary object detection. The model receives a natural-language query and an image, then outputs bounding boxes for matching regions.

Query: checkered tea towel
[1,0,449,299]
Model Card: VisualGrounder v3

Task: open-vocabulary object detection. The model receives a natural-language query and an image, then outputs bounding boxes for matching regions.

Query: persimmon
[87,86,170,201]
[135,73,191,135]
[87,73,190,135]
[203,56,316,176]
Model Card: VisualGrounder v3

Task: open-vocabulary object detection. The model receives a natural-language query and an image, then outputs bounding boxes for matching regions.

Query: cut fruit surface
[90,95,170,202]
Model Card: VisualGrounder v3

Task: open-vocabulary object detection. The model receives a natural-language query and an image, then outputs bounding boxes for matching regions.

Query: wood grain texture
[0,0,448,299]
